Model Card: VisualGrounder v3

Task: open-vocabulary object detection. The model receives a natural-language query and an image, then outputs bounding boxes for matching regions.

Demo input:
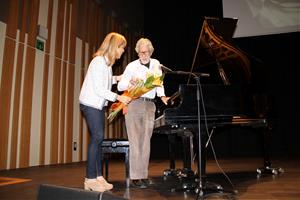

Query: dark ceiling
[94,0,144,31]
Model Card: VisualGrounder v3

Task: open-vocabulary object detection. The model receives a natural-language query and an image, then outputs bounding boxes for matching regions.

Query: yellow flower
[107,73,165,122]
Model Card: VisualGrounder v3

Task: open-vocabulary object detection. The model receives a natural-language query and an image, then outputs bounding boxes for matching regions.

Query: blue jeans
[80,104,104,179]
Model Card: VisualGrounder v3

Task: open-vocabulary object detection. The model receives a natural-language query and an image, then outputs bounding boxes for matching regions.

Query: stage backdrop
[0,0,141,170]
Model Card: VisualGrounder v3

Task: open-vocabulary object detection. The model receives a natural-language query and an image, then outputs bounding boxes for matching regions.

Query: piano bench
[101,139,130,188]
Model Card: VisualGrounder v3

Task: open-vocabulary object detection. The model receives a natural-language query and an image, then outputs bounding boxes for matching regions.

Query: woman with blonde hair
[79,32,131,192]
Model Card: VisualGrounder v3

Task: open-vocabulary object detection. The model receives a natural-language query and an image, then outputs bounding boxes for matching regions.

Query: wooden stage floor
[0,157,299,200]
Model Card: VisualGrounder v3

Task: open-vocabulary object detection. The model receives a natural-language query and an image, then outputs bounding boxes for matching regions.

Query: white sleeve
[152,59,166,97]
[156,85,166,97]
[117,65,134,91]
[91,58,117,102]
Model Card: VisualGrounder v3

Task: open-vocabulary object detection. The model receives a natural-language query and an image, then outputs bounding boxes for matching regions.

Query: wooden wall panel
[54,0,65,59]
[63,1,70,60]
[59,61,67,163]
[0,22,5,84]
[79,34,86,162]
[66,62,75,162]
[27,0,39,46]
[73,37,83,162]
[19,0,28,42]
[66,0,77,163]
[50,59,61,164]
[6,0,18,38]
[87,1,94,45]
[39,54,49,165]
[69,0,77,64]
[19,46,36,168]
[39,0,54,165]
[45,0,54,54]
[0,0,20,171]
[10,0,31,169]
[0,0,142,170]
[19,0,39,168]
[87,2,94,59]
[0,38,16,169]
[10,40,24,169]
[63,1,70,163]
[57,0,69,163]
[29,50,45,166]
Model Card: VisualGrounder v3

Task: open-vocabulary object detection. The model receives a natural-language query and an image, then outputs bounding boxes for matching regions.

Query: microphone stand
[161,65,236,199]
[190,73,236,200]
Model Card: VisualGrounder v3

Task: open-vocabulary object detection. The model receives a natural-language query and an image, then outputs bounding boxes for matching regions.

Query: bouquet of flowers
[108,73,165,122]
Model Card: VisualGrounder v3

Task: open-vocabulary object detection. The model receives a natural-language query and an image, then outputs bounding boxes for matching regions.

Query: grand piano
[153,17,282,185]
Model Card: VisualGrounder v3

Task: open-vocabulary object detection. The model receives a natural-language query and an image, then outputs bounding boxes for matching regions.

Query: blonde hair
[135,38,154,56]
[93,32,127,65]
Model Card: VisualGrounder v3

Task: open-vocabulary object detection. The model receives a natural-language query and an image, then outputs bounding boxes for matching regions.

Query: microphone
[160,64,210,77]
[171,70,210,77]
[160,64,173,72]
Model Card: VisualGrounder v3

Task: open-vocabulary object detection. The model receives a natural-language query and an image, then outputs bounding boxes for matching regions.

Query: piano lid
[154,17,260,128]
[188,17,251,85]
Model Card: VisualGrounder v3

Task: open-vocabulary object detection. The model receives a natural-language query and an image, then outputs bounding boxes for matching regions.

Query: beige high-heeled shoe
[84,178,106,192]
[97,176,113,190]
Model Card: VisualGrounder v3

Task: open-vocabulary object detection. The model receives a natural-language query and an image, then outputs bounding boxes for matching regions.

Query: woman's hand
[115,74,122,82]
[117,95,131,105]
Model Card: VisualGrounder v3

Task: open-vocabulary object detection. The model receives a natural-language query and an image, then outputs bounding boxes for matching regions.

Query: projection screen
[222,0,300,38]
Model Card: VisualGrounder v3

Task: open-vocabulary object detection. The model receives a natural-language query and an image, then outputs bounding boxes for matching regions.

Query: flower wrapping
[108,73,165,122]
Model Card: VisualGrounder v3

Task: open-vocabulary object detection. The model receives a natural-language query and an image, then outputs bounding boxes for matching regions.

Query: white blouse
[79,56,118,110]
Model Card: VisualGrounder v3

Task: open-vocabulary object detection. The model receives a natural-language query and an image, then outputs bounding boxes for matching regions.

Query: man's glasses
[138,51,149,56]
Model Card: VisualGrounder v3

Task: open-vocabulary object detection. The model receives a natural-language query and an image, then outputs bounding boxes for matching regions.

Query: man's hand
[128,77,142,90]
[160,96,170,105]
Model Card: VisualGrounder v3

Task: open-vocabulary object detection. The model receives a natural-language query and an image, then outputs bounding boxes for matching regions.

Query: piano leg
[257,123,284,176]
[163,130,195,178]
[163,134,177,177]
[161,129,198,191]
[180,130,195,178]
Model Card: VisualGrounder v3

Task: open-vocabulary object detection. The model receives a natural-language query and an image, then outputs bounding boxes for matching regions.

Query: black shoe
[131,179,147,189]
[141,178,154,186]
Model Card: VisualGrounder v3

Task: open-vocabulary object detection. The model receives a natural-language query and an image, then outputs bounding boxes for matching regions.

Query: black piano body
[153,17,282,180]
[164,84,245,125]
[154,84,271,178]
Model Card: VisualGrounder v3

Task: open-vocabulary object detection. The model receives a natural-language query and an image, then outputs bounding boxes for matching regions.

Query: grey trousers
[125,99,156,180]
